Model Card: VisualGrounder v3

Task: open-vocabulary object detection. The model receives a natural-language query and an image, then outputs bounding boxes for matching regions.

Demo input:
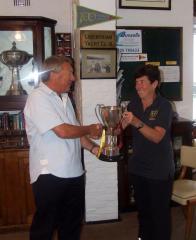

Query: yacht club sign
[80,30,116,49]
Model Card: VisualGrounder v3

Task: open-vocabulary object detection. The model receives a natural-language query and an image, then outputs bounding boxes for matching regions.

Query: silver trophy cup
[0,41,33,95]
[95,104,122,161]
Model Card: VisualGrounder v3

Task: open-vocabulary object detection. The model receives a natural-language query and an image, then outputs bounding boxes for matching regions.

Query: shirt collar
[152,92,161,106]
[39,82,68,98]
[39,81,54,95]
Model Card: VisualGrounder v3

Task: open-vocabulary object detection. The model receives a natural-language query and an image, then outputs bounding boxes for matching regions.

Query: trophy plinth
[0,41,33,95]
[95,104,123,162]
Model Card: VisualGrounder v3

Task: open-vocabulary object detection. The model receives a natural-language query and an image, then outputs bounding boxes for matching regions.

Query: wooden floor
[0,207,195,240]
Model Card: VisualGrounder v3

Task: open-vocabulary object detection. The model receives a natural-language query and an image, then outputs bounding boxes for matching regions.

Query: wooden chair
[172,145,196,240]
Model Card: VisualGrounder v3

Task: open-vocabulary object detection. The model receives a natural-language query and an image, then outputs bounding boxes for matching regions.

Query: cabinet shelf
[0,129,29,149]
[0,96,28,111]
[0,129,26,136]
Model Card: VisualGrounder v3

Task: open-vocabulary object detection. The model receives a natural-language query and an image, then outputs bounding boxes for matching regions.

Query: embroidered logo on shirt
[149,110,159,120]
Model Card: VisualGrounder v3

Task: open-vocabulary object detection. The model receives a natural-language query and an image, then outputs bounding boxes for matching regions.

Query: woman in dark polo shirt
[121,64,174,240]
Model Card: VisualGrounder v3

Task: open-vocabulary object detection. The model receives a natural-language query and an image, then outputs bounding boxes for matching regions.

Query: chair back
[180,145,196,168]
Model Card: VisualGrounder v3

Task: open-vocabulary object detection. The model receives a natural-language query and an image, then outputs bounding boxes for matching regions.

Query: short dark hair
[41,55,74,82]
[134,64,161,84]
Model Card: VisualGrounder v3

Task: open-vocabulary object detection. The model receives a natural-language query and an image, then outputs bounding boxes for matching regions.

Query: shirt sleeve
[24,92,64,134]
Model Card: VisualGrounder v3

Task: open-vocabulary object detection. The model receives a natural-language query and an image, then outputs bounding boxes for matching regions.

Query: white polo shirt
[24,82,84,183]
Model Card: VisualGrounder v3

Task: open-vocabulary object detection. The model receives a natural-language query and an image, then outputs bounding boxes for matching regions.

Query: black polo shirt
[127,93,175,180]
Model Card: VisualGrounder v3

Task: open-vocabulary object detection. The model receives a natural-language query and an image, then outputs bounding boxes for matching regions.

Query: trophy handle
[95,104,104,124]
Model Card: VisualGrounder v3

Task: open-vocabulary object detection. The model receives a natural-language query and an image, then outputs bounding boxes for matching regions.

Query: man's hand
[90,145,100,156]
[89,123,103,139]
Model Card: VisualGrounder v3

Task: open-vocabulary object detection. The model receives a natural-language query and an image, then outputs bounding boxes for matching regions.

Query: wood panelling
[0,149,34,232]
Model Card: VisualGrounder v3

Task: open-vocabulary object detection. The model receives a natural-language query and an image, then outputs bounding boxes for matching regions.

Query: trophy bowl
[0,41,33,95]
[95,104,123,162]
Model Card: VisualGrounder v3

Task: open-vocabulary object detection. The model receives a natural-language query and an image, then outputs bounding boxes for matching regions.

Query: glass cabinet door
[0,16,56,100]
[44,27,52,59]
[0,30,34,95]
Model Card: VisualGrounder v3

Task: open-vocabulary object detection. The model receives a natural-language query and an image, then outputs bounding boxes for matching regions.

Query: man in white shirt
[24,55,102,240]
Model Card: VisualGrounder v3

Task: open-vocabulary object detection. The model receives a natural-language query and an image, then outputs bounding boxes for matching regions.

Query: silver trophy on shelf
[95,104,123,162]
[0,41,33,95]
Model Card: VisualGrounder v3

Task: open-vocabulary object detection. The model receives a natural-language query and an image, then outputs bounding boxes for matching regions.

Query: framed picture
[55,33,72,57]
[119,0,171,10]
[80,49,116,79]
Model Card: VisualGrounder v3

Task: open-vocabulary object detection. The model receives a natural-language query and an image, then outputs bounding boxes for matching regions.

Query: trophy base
[6,89,27,96]
[98,153,124,162]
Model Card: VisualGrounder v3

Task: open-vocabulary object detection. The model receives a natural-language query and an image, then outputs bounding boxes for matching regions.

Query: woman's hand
[121,111,134,129]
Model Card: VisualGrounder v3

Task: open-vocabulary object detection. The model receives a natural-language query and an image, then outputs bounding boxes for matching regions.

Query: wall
[117,0,194,120]
[73,0,118,222]
[0,0,72,32]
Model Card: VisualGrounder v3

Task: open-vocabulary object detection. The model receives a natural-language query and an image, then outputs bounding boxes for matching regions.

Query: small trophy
[95,104,123,162]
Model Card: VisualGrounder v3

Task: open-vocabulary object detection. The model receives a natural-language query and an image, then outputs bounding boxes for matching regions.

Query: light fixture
[8,31,27,42]
[14,31,26,42]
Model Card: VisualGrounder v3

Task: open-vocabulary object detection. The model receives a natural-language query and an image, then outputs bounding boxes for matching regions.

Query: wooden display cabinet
[0,149,34,232]
[0,16,57,109]
[118,117,194,211]
[0,16,57,231]
[0,16,57,149]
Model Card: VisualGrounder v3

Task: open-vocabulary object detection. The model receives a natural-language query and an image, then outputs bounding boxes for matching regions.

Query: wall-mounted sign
[121,53,147,62]
[80,30,116,49]
[76,5,121,28]
[116,29,142,53]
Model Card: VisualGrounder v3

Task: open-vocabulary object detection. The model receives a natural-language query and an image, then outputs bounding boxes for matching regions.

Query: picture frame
[55,33,72,57]
[80,49,116,79]
[119,0,171,10]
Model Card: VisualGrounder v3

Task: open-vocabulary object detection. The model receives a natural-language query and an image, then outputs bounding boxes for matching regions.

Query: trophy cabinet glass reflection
[0,27,52,96]
[0,30,35,96]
